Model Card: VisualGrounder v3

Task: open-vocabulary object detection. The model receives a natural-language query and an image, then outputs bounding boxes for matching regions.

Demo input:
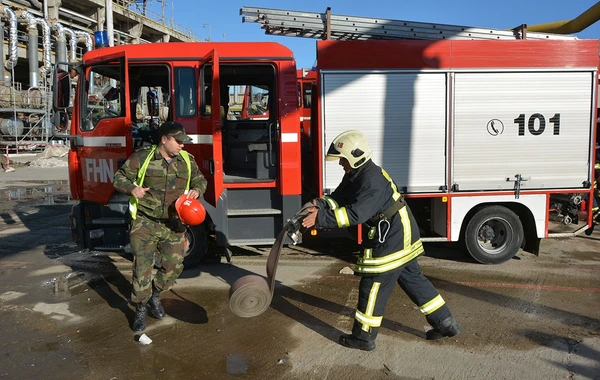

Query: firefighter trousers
[351,257,451,342]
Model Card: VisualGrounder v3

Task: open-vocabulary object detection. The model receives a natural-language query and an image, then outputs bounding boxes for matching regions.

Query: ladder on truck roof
[240,6,577,41]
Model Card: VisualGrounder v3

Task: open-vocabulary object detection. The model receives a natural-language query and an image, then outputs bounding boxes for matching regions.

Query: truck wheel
[464,205,523,264]
[183,224,208,268]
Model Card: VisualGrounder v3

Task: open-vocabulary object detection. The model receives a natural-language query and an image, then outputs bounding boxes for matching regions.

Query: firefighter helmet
[325,130,373,168]
[175,195,206,226]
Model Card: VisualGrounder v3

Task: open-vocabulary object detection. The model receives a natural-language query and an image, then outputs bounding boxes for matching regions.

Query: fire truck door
[198,49,224,207]
[76,53,132,205]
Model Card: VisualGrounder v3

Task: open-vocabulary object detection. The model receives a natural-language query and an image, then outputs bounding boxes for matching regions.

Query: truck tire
[463,205,523,264]
[183,224,208,268]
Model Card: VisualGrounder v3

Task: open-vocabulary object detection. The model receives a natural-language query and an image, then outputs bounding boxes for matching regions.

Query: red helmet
[175,195,206,226]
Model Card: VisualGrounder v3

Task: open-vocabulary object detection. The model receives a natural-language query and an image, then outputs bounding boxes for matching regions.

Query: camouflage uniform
[113,144,207,304]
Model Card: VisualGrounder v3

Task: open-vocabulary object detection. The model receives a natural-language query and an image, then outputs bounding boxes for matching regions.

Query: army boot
[148,285,165,319]
[132,303,147,332]
[339,334,376,351]
[426,316,461,340]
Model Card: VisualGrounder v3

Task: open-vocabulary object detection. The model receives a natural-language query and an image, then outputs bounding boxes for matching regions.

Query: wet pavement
[0,182,599,380]
[0,157,69,190]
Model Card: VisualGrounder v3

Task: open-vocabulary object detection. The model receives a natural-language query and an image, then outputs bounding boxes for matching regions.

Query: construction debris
[29,145,69,168]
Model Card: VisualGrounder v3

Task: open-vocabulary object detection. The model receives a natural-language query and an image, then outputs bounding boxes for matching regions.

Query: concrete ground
[0,150,69,190]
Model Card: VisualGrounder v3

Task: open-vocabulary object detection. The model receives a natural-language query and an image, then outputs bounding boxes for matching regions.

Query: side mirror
[52,110,70,134]
[53,66,71,110]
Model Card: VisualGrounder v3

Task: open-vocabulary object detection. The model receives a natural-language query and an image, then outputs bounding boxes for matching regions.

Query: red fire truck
[53,10,599,267]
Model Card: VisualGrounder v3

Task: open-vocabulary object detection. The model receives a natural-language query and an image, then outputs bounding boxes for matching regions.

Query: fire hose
[228,203,318,318]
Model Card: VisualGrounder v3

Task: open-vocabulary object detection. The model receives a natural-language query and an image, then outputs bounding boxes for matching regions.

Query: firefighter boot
[339,334,376,351]
[132,303,147,332]
[426,316,461,340]
[148,285,165,319]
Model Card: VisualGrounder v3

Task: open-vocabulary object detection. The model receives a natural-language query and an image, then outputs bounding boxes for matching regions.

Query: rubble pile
[28,144,69,168]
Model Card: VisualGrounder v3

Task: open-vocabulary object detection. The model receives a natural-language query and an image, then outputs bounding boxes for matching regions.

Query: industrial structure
[0,0,200,154]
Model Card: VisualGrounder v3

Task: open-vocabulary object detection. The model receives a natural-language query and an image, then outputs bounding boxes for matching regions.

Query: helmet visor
[325,142,343,161]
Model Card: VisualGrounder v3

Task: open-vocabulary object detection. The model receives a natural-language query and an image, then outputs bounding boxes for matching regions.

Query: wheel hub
[480,225,495,241]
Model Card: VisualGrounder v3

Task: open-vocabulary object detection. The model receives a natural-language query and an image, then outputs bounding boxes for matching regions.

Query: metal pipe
[52,22,67,70]
[53,23,90,66]
[22,11,40,87]
[38,16,52,78]
[58,7,96,25]
[527,2,600,34]
[52,22,79,62]
[75,30,93,52]
[63,27,77,62]
[21,11,52,83]
[43,0,48,19]
[28,0,42,10]
[106,0,114,46]
[28,29,39,87]
[8,0,32,7]
[4,7,18,70]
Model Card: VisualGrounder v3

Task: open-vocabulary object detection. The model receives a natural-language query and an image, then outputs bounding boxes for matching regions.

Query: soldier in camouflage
[113,121,207,331]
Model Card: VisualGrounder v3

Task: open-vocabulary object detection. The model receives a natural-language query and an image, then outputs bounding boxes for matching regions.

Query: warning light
[310,229,318,236]
[442,196,448,203]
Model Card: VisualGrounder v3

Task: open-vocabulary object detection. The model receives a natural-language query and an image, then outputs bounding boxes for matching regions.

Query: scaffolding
[0,7,69,154]
[0,78,54,153]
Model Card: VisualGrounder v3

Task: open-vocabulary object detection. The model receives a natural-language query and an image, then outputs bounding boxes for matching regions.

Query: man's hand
[187,190,200,199]
[301,199,319,228]
[302,208,318,228]
[131,186,150,199]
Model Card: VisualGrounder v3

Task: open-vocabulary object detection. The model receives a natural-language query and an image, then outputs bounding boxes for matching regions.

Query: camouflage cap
[158,121,191,143]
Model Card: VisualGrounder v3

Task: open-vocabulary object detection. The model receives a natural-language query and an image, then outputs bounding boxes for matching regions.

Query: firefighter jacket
[113,145,207,220]
[314,159,424,275]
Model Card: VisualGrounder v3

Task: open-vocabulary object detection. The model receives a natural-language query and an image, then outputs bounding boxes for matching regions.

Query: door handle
[268,122,277,167]
[506,174,530,199]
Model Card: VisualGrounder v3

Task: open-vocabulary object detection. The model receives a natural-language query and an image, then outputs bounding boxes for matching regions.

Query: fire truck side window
[201,65,213,117]
[128,64,171,147]
[219,64,277,181]
[174,67,196,117]
[82,66,122,131]
[227,84,270,120]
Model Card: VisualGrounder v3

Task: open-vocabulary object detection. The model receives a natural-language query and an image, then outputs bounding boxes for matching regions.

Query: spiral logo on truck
[487,119,504,136]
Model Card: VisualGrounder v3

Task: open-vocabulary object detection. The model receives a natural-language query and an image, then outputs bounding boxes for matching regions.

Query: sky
[141,0,600,69]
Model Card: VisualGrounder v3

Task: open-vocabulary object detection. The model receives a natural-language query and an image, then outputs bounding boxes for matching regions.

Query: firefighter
[302,130,460,351]
[113,121,207,331]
